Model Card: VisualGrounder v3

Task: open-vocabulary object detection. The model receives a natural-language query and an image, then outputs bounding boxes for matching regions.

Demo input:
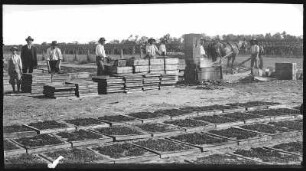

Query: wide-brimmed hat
[98,37,106,43]
[25,36,34,41]
[51,41,58,46]
[148,38,156,43]
[10,47,18,51]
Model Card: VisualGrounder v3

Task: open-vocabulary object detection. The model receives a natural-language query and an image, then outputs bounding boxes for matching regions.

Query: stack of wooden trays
[65,79,98,97]
[143,74,161,91]
[43,82,77,98]
[164,58,180,75]
[127,59,149,75]
[3,71,10,87]
[92,76,125,94]
[51,73,71,83]
[149,58,165,74]
[110,66,133,75]
[160,74,178,86]
[124,74,144,93]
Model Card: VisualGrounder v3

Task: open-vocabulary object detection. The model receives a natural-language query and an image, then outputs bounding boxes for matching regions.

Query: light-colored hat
[10,47,18,51]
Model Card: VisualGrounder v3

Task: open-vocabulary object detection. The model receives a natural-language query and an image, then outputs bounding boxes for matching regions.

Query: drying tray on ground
[247,108,300,121]
[238,123,297,140]
[64,118,109,130]
[5,153,48,168]
[88,142,159,163]
[220,112,270,124]
[164,119,215,132]
[232,147,302,165]
[98,115,142,126]
[207,127,269,146]
[12,134,71,154]
[226,101,280,111]
[92,125,150,141]
[268,119,303,131]
[133,122,183,137]
[4,139,26,156]
[192,115,244,128]
[268,141,303,156]
[25,120,75,134]
[153,108,198,120]
[40,147,113,165]
[180,106,222,116]
[185,153,261,165]
[168,132,237,152]
[132,138,200,158]
[55,129,113,147]
[4,124,38,138]
[127,111,171,123]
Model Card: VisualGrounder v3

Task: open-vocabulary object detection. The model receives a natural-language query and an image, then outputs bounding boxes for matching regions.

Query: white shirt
[159,44,167,53]
[200,45,206,55]
[8,54,22,71]
[146,44,159,56]
[250,45,260,55]
[46,47,63,61]
[95,44,106,58]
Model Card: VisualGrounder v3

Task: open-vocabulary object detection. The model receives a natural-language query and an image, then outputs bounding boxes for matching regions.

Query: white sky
[3,3,303,45]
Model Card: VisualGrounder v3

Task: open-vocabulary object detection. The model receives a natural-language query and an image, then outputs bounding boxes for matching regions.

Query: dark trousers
[161,52,166,56]
[49,60,59,73]
[96,56,106,76]
[22,66,34,73]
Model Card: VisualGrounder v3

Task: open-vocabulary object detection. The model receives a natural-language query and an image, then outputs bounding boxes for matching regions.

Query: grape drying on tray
[221,112,262,120]
[98,115,136,122]
[28,120,68,130]
[209,128,259,140]
[226,101,280,107]
[128,112,165,119]
[233,147,301,164]
[4,125,34,133]
[134,123,179,133]
[134,138,193,152]
[94,126,144,135]
[268,120,303,131]
[91,143,149,159]
[4,139,21,151]
[56,129,103,141]
[5,153,46,167]
[153,109,191,117]
[193,115,237,124]
[247,108,300,116]
[190,153,259,164]
[272,141,303,154]
[64,118,103,126]
[164,119,209,128]
[43,147,106,163]
[240,123,291,134]
[14,134,64,147]
[170,132,228,145]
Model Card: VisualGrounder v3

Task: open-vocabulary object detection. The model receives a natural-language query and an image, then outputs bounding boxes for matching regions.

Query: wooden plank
[4,139,27,157]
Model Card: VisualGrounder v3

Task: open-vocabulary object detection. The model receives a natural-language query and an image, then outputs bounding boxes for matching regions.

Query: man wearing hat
[21,36,37,73]
[159,39,167,56]
[250,38,260,75]
[145,38,160,59]
[95,37,110,75]
[8,47,23,93]
[46,41,63,73]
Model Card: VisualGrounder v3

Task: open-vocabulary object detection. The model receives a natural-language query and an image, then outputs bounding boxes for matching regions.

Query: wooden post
[62,49,66,62]
[120,49,123,59]
[87,49,90,62]
[140,45,143,58]
[132,46,135,55]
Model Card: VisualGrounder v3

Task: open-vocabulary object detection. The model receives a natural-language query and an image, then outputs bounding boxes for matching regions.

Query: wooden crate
[127,59,149,66]
[110,66,133,74]
[275,63,297,80]
[165,65,179,71]
[165,58,179,65]
[149,65,164,71]
[133,65,149,73]
[149,59,164,65]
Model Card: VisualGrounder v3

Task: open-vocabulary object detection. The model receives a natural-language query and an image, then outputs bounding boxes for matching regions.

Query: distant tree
[41,42,47,45]
[88,41,96,44]
[108,40,120,44]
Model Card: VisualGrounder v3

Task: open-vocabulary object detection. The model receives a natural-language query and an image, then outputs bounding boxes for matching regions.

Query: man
[250,39,260,75]
[95,37,109,75]
[258,41,265,69]
[46,41,63,73]
[159,39,167,56]
[145,38,160,59]
[8,47,22,93]
[21,36,37,73]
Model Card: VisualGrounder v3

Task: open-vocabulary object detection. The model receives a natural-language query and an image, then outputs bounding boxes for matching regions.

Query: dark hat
[148,38,156,43]
[98,37,106,43]
[25,36,34,41]
[51,41,58,46]
[10,46,18,51]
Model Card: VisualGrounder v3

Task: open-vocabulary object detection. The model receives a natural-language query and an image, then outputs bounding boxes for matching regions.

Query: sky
[3,3,303,45]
